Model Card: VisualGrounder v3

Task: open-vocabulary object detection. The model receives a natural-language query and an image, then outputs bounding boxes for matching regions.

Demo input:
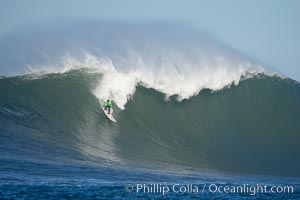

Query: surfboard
[100,100,117,123]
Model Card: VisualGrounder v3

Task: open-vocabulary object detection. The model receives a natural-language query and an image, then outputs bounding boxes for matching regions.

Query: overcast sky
[1,0,299,81]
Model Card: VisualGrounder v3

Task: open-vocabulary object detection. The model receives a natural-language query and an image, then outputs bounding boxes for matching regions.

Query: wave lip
[85,52,268,109]
[23,51,268,110]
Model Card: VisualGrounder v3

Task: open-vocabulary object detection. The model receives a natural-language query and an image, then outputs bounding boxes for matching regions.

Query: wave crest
[85,51,265,109]
[7,21,270,109]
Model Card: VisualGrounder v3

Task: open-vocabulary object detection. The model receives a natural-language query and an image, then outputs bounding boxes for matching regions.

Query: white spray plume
[60,49,266,110]
[13,21,270,109]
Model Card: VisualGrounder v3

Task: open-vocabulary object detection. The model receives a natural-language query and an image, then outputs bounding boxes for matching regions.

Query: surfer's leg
[107,107,110,114]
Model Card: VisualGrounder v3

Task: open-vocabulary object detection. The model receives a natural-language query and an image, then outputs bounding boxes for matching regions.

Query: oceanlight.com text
[124,183,294,196]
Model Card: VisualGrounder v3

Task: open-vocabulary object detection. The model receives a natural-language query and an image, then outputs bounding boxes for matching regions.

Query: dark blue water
[1,158,299,199]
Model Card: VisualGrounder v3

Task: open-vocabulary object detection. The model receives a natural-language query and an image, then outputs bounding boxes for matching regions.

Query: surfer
[103,99,113,114]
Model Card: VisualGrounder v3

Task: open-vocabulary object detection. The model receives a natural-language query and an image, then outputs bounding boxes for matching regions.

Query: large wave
[0,70,299,178]
[1,20,298,178]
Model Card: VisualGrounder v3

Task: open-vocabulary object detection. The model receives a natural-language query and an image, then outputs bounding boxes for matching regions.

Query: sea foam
[65,49,266,109]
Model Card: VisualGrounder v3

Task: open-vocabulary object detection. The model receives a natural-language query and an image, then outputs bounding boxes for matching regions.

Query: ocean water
[0,70,300,199]
[1,21,300,199]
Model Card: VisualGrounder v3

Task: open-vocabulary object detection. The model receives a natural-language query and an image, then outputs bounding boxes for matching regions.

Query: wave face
[1,70,300,177]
